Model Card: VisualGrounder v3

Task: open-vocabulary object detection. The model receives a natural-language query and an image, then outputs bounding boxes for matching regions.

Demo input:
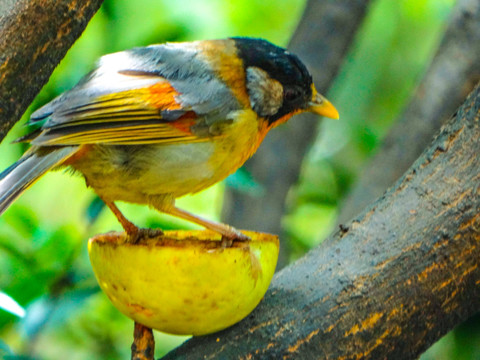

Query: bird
[0,37,338,242]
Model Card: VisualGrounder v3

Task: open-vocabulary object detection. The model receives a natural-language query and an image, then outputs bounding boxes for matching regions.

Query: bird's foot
[126,227,164,244]
[220,227,251,247]
[220,237,234,248]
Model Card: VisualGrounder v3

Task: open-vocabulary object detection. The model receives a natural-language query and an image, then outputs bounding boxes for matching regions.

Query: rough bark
[132,322,155,360]
[0,0,104,142]
[337,0,480,224]
[163,83,480,359]
[222,0,372,267]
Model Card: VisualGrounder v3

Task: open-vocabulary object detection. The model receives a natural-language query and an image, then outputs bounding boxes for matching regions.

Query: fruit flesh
[88,230,279,335]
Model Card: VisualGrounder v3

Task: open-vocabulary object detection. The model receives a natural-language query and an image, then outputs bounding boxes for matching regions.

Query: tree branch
[132,322,155,360]
[222,0,372,267]
[338,0,480,223]
[0,0,104,143]
[163,83,480,359]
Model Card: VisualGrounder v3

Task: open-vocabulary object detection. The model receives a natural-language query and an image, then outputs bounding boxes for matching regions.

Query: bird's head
[232,37,339,126]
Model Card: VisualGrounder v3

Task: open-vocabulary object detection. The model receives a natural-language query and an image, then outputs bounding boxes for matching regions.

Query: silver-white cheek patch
[246,66,283,117]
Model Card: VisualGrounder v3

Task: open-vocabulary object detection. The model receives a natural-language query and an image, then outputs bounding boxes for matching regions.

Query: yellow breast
[206,109,267,185]
[73,109,268,204]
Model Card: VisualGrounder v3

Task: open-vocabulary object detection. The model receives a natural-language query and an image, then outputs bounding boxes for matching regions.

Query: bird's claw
[220,228,251,247]
[126,228,164,244]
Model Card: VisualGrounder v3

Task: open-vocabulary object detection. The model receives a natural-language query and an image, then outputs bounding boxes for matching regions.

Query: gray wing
[31,42,241,128]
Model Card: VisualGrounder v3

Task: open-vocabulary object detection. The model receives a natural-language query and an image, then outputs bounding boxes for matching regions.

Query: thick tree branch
[222,0,372,267]
[164,83,480,359]
[338,0,480,223]
[0,0,104,143]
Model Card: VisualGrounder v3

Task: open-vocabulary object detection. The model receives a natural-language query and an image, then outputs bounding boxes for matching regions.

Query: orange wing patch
[28,81,211,146]
[170,111,197,134]
[143,82,183,111]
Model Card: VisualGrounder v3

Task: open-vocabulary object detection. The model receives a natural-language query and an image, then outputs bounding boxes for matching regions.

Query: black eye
[284,87,302,102]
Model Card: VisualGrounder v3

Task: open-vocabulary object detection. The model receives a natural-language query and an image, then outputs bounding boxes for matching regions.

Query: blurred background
[1,0,479,358]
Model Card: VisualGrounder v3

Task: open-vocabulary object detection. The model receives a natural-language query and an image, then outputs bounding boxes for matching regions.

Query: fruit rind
[88,230,279,335]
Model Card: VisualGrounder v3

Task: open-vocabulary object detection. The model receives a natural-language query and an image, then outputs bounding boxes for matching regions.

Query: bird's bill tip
[307,91,339,120]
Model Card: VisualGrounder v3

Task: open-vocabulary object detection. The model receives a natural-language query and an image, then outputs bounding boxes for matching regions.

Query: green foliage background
[0,0,478,359]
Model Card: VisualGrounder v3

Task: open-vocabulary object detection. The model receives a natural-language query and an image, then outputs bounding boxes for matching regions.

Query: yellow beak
[307,88,339,120]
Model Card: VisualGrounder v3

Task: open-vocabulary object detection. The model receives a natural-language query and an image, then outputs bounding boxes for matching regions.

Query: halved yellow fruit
[88,230,279,335]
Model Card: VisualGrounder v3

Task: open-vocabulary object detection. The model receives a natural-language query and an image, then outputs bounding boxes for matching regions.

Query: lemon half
[88,230,279,335]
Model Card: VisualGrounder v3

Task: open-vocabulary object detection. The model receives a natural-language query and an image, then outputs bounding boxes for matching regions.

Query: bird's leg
[103,200,138,236]
[161,205,251,242]
[102,199,162,243]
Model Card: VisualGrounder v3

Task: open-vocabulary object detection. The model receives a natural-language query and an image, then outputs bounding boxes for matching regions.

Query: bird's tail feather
[0,147,77,215]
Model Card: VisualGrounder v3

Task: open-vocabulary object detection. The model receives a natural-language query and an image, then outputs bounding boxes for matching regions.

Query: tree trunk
[221,0,372,268]
[0,0,104,142]
[337,0,480,224]
[163,83,480,359]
